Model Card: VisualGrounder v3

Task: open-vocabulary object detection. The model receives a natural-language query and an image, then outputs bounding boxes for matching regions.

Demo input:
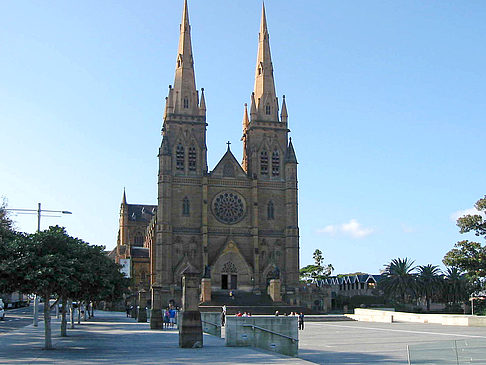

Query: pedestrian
[163,308,170,329]
[221,305,226,326]
[275,310,279,316]
[298,312,304,330]
[126,305,130,318]
[169,307,176,328]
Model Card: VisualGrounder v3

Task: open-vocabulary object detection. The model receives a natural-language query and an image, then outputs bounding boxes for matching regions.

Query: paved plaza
[1,311,486,364]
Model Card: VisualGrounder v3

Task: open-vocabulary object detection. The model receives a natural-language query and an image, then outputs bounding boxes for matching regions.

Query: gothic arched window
[134,232,144,246]
[267,201,275,220]
[272,150,280,176]
[182,197,190,216]
[265,104,271,115]
[176,144,185,170]
[260,150,268,175]
[188,145,196,171]
[183,98,189,109]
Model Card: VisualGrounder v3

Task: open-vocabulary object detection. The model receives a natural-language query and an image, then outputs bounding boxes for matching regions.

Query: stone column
[137,289,148,323]
[179,265,203,348]
[200,278,211,303]
[268,279,282,302]
[150,285,163,329]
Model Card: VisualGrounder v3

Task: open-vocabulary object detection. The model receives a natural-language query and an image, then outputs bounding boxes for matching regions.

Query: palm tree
[416,264,442,312]
[380,258,417,304]
[444,267,470,308]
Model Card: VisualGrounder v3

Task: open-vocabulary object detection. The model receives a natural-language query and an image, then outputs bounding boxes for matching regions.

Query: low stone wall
[225,316,298,357]
[201,312,221,337]
[351,308,486,326]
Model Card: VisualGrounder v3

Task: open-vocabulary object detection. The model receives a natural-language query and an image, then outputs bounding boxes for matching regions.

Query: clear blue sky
[1,0,485,274]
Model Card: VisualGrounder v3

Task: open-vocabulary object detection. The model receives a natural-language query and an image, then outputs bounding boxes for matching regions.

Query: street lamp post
[6,203,72,326]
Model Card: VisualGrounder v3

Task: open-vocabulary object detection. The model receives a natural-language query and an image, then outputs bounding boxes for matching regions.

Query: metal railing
[202,320,221,328]
[242,324,298,343]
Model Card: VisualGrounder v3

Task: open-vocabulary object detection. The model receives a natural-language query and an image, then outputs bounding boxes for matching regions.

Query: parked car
[0,299,5,320]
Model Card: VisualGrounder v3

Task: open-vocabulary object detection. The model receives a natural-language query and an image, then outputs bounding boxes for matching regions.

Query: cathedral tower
[150,2,299,327]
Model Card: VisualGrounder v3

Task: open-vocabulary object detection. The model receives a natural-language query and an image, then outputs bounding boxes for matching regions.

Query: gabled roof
[210,147,248,179]
[127,204,157,223]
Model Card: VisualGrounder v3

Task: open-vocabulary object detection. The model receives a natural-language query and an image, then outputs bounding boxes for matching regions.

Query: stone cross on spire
[253,2,279,122]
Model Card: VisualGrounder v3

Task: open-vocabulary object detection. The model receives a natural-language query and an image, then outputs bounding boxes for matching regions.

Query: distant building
[322,274,383,309]
[109,190,155,302]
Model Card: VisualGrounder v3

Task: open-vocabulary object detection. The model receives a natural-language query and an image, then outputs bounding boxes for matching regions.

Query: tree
[0,225,129,349]
[379,258,417,304]
[443,267,470,310]
[416,264,442,312]
[0,198,15,243]
[300,249,334,283]
[443,196,486,291]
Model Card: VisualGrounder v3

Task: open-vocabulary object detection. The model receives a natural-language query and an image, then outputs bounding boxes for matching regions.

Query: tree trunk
[61,297,67,337]
[426,296,431,312]
[77,303,81,325]
[43,294,52,350]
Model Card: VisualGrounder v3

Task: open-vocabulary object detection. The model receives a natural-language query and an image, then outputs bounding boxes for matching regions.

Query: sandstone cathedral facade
[113,1,301,323]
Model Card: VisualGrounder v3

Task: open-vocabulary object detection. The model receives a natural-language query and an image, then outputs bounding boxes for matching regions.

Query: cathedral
[113,0,301,323]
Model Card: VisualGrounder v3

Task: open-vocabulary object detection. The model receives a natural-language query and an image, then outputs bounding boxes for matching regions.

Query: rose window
[212,192,246,224]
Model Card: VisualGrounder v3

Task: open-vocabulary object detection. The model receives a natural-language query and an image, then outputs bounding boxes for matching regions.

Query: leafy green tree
[379,258,417,304]
[300,249,334,283]
[0,198,15,243]
[416,264,442,312]
[443,196,486,291]
[0,225,129,348]
[0,227,74,349]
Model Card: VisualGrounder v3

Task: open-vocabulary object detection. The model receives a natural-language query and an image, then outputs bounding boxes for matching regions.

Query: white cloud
[317,219,374,239]
[450,207,485,222]
[401,224,416,234]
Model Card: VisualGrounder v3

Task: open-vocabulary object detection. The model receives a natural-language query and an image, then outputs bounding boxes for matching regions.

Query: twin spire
[165,0,204,117]
[166,1,287,125]
[252,3,280,122]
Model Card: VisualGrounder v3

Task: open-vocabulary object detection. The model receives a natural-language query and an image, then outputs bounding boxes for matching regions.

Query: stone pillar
[268,279,282,302]
[200,278,211,303]
[150,285,163,329]
[179,265,203,348]
[137,289,148,323]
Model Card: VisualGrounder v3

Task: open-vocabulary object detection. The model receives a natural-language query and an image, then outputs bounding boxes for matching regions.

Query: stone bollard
[179,264,203,348]
[150,286,163,330]
[138,289,148,323]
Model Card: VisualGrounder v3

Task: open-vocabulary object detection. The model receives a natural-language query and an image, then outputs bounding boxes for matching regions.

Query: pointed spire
[199,87,206,115]
[285,138,298,164]
[242,103,249,131]
[122,188,127,205]
[250,92,257,121]
[242,104,249,172]
[281,95,288,123]
[172,0,197,114]
[253,2,278,122]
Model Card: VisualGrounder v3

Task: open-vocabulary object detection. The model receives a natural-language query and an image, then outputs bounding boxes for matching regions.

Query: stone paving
[0,311,312,364]
[298,321,486,364]
[2,311,486,364]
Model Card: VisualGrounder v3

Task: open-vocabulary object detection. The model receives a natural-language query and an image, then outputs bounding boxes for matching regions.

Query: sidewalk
[0,311,313,364]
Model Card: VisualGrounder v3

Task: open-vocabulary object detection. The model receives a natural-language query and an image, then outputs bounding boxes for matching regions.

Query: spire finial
[226,141,231,151]
[253,2,278,122]
[122,188,127,205]
[172,0,197,114]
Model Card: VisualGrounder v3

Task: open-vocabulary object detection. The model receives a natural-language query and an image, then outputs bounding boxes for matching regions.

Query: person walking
[221,305,226,326]
[298,312,304,330]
